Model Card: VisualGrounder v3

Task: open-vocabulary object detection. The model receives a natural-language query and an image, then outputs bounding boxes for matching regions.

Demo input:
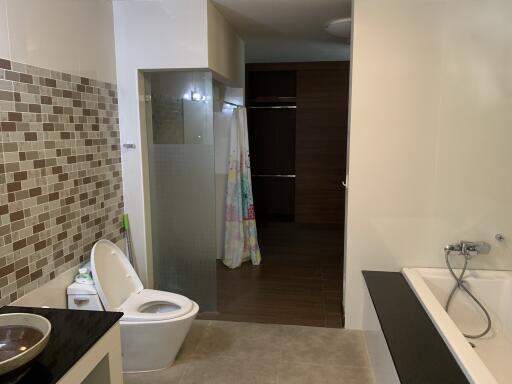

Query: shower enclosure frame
[137,69,221,312]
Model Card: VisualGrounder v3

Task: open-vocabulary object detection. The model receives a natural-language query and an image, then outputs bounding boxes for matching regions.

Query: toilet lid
[91,239,143,311]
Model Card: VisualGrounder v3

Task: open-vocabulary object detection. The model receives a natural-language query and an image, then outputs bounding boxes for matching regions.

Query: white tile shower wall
[345,0,512,329]
[0,0,117,83]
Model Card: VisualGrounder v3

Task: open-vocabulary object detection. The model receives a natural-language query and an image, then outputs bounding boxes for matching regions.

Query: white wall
[0,0,116,83]
[113,0,209,286]
[208,1,245,87]
[345,0,512,329]
[113,0,244,286]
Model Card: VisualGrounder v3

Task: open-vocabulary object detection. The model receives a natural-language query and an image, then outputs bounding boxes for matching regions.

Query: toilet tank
[67,282,104,311]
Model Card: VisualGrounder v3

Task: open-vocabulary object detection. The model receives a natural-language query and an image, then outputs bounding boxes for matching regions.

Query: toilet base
[119,301,199,372]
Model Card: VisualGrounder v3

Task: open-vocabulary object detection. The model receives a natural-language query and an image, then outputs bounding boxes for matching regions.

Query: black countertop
[363,271,469,384]
[0,306,123,384]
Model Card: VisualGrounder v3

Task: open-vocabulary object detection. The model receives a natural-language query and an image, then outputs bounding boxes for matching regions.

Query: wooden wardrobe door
[295,63,350,224]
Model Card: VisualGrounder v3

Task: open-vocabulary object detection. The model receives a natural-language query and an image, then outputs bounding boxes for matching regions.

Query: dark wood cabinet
[246,62,349,224]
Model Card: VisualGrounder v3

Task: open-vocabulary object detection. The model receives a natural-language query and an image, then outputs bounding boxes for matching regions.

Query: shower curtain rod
[223,101,243,107]
[223,101,296,109]
[247,105,296,109]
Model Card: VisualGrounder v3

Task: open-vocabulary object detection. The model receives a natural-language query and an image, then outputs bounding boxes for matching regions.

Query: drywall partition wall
[345,0,512,329]
[0,0,116,83]
[207,0,245,87]
[113,0,209,286]
[113,0,245,286]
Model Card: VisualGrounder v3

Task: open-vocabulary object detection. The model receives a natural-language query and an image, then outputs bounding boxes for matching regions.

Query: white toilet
[90,239,199,372]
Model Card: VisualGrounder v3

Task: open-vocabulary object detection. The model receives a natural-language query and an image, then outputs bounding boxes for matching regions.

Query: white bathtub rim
[402,267,498,384]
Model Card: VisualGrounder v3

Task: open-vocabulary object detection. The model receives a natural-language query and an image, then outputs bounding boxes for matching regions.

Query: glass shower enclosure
[141,70,217,311]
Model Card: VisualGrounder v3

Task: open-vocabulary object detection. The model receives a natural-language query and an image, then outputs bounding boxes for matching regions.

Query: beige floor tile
[194,320,283,360]
[277,361,374,384]
[280,325,369,367]
[175,320,211,363]
[123,320,374,384]
[180,356,278,384]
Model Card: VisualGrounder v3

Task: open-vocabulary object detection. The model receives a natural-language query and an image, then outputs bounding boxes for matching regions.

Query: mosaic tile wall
[0,58,124,305]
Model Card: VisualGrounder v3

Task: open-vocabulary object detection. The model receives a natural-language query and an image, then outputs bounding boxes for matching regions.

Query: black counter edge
[362,270,469,384]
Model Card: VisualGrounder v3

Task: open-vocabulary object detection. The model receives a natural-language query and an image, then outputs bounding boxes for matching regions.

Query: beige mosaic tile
[0,57,124,303]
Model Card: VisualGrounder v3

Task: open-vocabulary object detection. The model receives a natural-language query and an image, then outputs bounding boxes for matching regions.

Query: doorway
[209,62,350,328]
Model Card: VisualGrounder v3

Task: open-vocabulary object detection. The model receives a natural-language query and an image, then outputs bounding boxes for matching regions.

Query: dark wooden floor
[199,222,344,328]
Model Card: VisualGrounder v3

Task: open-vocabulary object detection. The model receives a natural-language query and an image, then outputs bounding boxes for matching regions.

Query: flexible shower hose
[445,250,492,339]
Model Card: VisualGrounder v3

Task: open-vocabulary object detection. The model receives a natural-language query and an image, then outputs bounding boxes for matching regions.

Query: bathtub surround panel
[0,58,124,305]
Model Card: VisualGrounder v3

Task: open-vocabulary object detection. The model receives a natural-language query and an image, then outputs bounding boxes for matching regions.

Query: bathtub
[402,267,512,384]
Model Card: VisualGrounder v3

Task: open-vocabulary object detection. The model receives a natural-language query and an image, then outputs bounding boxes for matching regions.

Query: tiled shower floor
[124,320,374,384]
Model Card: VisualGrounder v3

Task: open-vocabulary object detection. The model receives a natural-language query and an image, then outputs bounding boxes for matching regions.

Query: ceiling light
[325,17,351,40]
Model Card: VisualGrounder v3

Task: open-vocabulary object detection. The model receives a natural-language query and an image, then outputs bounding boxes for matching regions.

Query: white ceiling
[212,0,351,63]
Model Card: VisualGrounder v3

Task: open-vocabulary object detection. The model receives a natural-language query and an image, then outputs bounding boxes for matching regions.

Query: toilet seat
[119,289,194,322]
[90,239,194,321]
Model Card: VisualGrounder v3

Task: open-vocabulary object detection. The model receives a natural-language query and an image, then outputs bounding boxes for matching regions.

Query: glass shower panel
[146,70,216,311]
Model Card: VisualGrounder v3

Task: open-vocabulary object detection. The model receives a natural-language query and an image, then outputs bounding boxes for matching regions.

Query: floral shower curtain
[223,107,262,269]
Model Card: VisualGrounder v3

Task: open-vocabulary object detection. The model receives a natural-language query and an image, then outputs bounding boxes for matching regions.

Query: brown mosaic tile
[13,239,26,251]
[0,58,11,70]
[40,95,52,105]
[1,122,15,131]
[28,104,41,113]
[24,132,37,141]
[43,122,54,131]
[8,112,22,121]
[34,240,46,252]
[13,171,27,181]
[30,269,42,281]
[0,264,14,278]
[19,73,33,84]
[7,182,21,192]
[9,210,24,222]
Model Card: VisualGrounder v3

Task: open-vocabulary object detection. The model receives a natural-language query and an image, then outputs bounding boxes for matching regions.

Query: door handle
[342,180,347,188]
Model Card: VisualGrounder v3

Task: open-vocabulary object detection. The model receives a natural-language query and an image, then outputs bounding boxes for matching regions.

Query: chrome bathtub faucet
[444,241,491,258]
